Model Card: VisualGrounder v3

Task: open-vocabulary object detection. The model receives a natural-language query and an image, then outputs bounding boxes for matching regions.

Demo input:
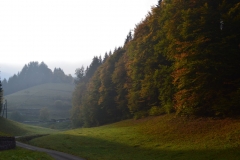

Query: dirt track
[16,141,85,160]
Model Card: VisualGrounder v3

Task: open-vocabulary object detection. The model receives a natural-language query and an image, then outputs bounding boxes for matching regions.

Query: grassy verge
[0,147,54,160]
[28,114,240,160]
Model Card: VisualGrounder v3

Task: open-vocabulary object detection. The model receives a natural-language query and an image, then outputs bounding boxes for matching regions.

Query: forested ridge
[71,0,240,127]
[2,61,73,95]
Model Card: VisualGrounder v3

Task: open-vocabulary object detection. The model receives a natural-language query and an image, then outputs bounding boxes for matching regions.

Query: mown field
[27,114,240,160]
[5,83,74,121]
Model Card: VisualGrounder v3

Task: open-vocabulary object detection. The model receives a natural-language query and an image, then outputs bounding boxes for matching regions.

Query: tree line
[71,0,240,127]
[0,78,3,114]
[2,61,73,95]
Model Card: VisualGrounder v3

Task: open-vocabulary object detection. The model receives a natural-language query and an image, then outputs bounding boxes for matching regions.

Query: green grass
[0,117,57,136]
[5,83,75,105]
[5,83,74,121]
[33,121,72,130]
[27,114,240,160]
[0,117,58,159]
[6,83,74,109]
[0,131,11,137]
[0,147,54,160]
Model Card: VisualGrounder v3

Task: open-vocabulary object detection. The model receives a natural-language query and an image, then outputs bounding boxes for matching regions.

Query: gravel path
[16,141,86,160]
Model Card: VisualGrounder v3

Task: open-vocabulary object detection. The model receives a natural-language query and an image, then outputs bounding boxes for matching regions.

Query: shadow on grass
[30,134,240,160]
[0,147,54,160]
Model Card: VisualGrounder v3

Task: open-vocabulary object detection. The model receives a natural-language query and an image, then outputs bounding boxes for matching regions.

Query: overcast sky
[0,0,157,79]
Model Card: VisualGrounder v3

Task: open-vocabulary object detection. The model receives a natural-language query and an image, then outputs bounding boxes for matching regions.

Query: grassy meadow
[0,117,57,160]
[5,83,74,121]
[0,91,240,160]
[0,117,57,136]
[5,83,74,109]
[0,147,54,160]
[33,120,72,130]
[26,114,240,160]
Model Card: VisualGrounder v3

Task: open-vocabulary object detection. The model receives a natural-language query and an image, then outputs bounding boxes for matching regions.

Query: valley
[4,83,74,130]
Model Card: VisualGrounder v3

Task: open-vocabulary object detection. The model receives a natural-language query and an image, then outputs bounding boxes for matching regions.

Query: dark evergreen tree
[71,56,103,127]
[103,52,109,63]
[124,31,133,45]
[112,48,130,119]
[157,0,162,7]
[74,66,85,84]
[0,78,3,115]
[85,56,102,79]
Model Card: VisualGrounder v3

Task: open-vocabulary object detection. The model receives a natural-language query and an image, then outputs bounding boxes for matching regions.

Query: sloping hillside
[29,114,240,160]
[4,83,74,121]
[0,117,57,136]
[0,117,56,160]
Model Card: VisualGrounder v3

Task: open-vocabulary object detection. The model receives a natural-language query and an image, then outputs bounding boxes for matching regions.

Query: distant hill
[4,83,74,122]
[2,61,74,95]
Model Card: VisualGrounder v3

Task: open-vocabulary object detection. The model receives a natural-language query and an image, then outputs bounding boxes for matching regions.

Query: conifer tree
[124,31,133,45]
[0,78,2,114]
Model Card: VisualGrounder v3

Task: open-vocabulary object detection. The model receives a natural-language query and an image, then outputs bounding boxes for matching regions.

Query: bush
[148,106,165,116]
[134,111,148,120]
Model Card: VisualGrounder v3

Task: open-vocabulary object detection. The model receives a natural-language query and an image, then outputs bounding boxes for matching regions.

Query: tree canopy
[71,0,240,127]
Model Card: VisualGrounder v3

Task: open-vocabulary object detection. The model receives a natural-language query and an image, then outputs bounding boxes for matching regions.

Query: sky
[0,0,157,80]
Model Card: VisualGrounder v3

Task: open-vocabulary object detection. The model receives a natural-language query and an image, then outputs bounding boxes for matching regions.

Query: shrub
[134,111,148,120]
[148,106,165,116]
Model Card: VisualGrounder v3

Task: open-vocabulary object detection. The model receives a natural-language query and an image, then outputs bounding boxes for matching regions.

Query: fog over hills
[1,71,11,80]
[0,64,21,80]
[1,61,74,96]
[1,60,90,80]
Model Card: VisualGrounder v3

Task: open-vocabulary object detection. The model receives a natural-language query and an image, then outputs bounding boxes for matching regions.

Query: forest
[2,61,73,95]
[71,0,240,127]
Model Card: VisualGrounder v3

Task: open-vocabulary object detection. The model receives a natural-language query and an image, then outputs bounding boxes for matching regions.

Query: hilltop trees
[71,0,240,127]
[2,61,73,95]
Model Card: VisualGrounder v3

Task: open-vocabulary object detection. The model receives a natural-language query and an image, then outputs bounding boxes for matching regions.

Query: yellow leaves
[174,89,198,114]
[174,52,189,60]
[98,96,104,105]
[172,68,188,89]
